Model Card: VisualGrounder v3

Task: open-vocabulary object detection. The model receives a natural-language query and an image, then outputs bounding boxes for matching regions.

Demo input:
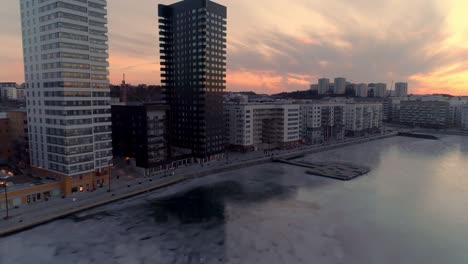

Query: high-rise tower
[318,78,330,95]
[334,77,346,94]
[20,0,112,194]
[395,82,409,97]
[158,0,227,161]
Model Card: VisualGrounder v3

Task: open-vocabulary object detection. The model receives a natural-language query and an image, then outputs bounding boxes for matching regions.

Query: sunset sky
[1,0,467,94]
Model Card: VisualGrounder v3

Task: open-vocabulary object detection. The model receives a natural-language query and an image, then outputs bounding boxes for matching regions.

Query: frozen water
[1,136,468,264]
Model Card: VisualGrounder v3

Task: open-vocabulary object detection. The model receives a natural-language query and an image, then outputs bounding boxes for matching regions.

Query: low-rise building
[0,173,64,210]
[400,101,450,128]
[225,103,301,151]
[300,102,345,144]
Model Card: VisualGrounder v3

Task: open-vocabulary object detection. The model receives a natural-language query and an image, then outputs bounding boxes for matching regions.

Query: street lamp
[107,160,113,193]
[0,181,9,220]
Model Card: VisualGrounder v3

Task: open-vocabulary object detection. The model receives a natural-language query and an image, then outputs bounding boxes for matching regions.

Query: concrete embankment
[0,176,186,237]
[0,133,396,236]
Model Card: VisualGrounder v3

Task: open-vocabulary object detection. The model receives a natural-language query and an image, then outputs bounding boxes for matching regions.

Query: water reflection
[149,180,298,225]
[2,136,468,264]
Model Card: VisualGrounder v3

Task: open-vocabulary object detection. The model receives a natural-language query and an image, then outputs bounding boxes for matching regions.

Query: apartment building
[300,102,346,144]
[345,103,383,136]
[462,106,468,130]
[111,103,168,171]
[7,110,30,172]
[0,113,9,165]
[355,83,368,98]
[400,101,450,128]
[159,0,227,161]
[225,103,301,151]
[20,0,112,195]
[394,82,408,97]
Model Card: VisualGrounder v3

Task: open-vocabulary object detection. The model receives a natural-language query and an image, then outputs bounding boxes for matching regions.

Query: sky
[1,0,468,95]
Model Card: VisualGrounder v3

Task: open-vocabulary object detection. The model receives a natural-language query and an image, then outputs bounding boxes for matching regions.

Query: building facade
[395,82,408,97]
[310,84,319,93]
[334,77,346,94]
[0,113,9,165]
[0,83,19,101]
[112,103,168,170]
[0,84,19,100]
[224,103,301,151]
[383,97,408,122]
[447,99,465,127]
[355,83,368,97]
[374,83,387,98]
[462,106,468,130]
[400,101,450,128]
[318,78,330,94]
[159,0,227,161]
[20,0,113,195]
[6,110,30,173]
[301,102,345,144]
[345,103,383,135]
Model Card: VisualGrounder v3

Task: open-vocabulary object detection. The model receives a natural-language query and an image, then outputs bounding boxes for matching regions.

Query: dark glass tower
[158,0,227,160]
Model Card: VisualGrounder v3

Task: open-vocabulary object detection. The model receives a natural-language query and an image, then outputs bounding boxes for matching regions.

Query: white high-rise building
[355,83,368,97]
[318,78,330,94]
[334,77,346,94]
[374,83,387,97]
[395,82,408,97]
[20,0,112,194]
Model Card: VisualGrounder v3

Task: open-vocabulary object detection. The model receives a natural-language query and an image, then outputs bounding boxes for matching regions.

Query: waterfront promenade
[0,132,397,236]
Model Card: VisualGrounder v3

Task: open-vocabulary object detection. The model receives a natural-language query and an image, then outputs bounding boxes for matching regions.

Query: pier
[274,159,370,181]
[398,132,439,140]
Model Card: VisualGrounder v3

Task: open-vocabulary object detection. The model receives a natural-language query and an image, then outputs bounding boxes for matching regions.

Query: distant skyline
[1,0,468,94]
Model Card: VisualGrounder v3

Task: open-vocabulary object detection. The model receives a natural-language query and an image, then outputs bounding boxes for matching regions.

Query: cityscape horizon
[1,1,468,263]
[1,0,468,95]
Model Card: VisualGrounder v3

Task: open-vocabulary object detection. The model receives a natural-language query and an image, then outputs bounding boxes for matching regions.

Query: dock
[274,159,370,181]
[398,132,439,140]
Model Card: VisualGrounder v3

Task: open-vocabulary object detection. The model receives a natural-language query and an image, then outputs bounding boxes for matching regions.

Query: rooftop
[0,170,59,192]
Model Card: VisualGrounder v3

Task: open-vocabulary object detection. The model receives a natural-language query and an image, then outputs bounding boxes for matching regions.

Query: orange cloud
[227,70,285,92]
[227,70,312,93]
[410,63,468,95]
[108,52,161,85]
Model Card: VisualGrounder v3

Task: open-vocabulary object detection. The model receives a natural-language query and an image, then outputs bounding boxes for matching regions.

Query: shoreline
[0,133,396,237]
